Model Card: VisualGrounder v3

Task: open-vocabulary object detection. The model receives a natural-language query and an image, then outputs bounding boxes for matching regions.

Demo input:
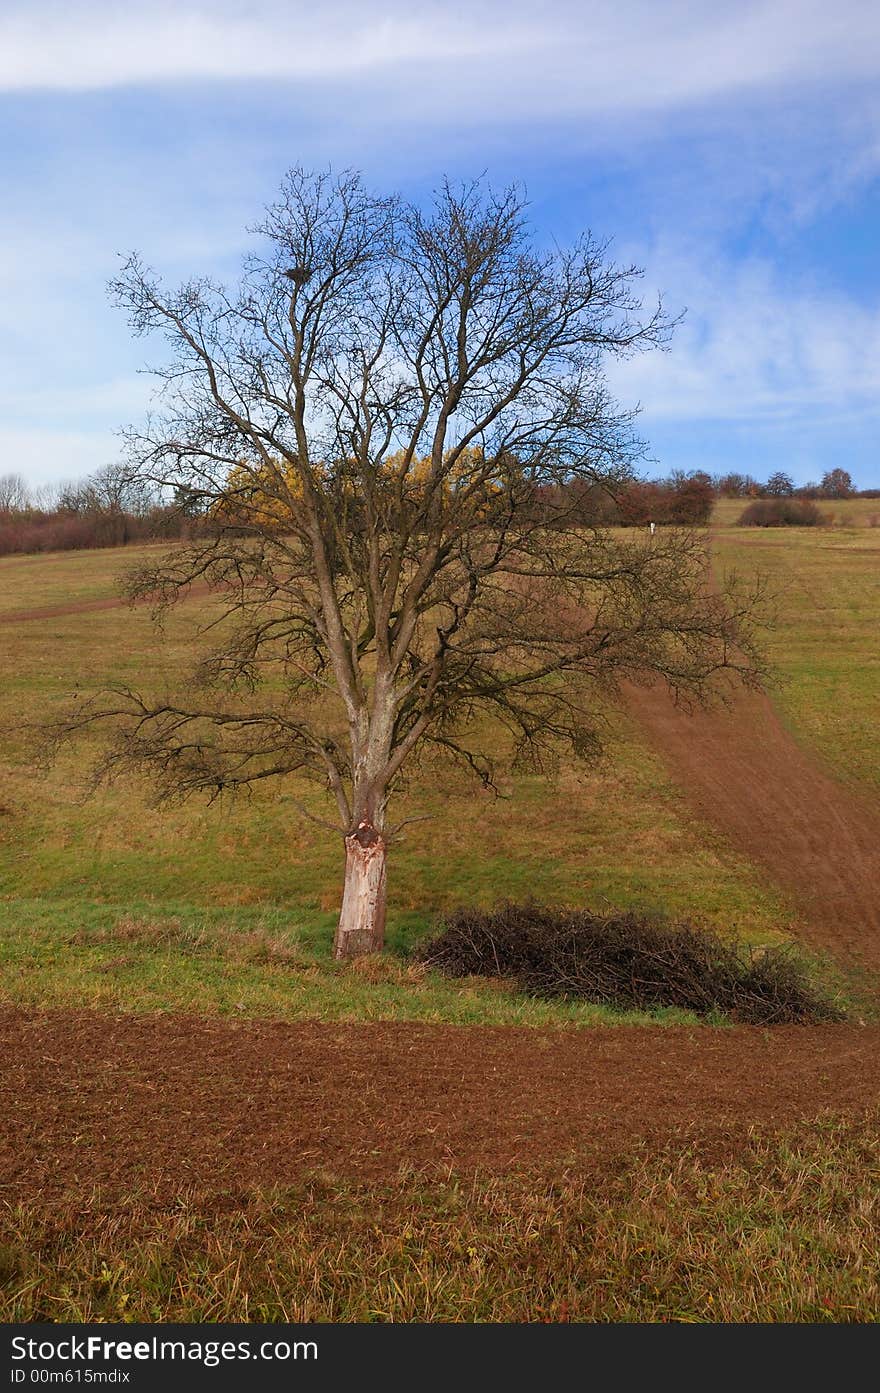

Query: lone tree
[820,467,854,499]
[60,170,765,959]
[765,471,794,497]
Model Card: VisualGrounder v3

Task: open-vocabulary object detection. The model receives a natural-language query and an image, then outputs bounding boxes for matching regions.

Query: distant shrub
[617,471,715,527]
[417,903,842,1024]
[737,498,825,528]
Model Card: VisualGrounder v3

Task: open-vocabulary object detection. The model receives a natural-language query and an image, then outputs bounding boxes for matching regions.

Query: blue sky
[1,0,878,490]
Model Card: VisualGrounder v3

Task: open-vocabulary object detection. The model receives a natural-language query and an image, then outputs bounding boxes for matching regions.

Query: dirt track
[624,680,880,966]
[0,596,144,623]
[0,582,214,625]
[2,1007,878,1201]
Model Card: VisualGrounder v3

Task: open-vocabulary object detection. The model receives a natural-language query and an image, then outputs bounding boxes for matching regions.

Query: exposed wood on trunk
[333,821,387,959]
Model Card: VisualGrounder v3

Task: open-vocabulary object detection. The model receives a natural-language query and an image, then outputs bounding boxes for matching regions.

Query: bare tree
[765,471,794,497]
[0,473,31,514]
[59,462,157,524]
[820,467,854,500]
[56,170,766,958]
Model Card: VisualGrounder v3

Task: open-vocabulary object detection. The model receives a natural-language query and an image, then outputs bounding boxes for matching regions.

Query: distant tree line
[0,464,210,555]
[0,460,873,557]
[0,463,720,550]
[716,467,873,501]
[532,464,875,526]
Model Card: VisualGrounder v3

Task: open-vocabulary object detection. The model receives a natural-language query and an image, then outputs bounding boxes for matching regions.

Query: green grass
[3,1114,877,1322]
[0,898,704,1026]
[1,508,878,1023]
[711,500,880,793]
[0,544,797,938]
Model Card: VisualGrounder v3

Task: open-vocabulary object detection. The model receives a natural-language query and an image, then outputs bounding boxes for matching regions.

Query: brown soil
[2,1007,878,1202]
[625,680,880,966]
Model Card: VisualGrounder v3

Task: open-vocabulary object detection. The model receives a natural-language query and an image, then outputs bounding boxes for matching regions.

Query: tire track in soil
[624,680,880,966]
[2,1008,878,1200]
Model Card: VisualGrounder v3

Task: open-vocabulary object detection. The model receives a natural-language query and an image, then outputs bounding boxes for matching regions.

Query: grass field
[2,506,878,1019]
[712,499,880,793]
[4,1113,878,1323]
[2,503,878,1323]
[1,900,707,1026]
[2,521,832,1025]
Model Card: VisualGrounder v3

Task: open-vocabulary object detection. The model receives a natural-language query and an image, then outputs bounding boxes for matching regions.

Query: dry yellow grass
[3,1114,877,1322]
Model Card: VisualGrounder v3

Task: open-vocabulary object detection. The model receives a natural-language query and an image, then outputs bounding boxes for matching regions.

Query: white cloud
[0,3,534,92]
[608,248,880,424]
[1,0,878,120]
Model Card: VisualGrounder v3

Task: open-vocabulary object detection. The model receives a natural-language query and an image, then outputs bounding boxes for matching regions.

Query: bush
[417,903,842,1024]
[737,498,825,528]
[618,472,715,527]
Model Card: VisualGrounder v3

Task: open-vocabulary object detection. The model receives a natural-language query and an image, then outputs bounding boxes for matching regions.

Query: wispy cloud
[610,247,880,424]
[1,0,878,118]
[0,3,537,92]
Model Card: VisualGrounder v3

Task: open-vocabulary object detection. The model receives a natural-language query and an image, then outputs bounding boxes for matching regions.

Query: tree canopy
[57,169,766,956]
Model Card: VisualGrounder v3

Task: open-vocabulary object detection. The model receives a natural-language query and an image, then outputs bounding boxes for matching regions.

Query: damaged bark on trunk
[333,820,388,959]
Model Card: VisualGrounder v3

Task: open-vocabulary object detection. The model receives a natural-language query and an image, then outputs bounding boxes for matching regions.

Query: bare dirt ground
[2,1007,878,1202]
[625,680,880,966]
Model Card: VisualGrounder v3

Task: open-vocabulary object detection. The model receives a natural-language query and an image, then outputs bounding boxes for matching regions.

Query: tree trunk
[333,821,387,959]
